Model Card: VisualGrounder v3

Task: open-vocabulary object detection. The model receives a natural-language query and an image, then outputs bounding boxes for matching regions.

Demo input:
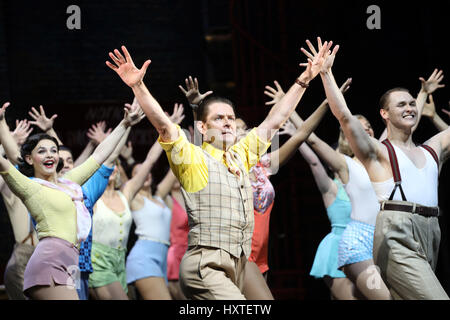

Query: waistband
[380,200,439,217]
[39,237,80,252]
[137,236,170,247]
[92,240,127,253]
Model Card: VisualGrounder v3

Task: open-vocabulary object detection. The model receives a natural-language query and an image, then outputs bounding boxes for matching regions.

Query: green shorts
[89,241,127,293]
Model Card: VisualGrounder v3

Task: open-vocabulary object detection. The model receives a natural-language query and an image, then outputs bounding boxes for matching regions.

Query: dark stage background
[0,0,449,299]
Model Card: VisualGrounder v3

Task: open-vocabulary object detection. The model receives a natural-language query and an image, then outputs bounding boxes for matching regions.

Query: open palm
[106,46,151,88]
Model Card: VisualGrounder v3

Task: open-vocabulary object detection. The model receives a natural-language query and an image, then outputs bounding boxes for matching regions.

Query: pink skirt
[23,237,79,296]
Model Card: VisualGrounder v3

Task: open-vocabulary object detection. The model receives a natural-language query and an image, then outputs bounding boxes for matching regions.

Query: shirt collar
[202,141,225,162]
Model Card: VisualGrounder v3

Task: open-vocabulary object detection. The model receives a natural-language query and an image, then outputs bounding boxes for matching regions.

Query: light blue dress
[310,179,351,279]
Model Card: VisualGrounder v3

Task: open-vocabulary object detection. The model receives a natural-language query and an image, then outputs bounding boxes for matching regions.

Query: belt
[381,202,439,217]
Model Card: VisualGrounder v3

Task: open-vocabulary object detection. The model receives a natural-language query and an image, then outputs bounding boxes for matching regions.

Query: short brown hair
[379,87,410,111]
[197,96,236,122]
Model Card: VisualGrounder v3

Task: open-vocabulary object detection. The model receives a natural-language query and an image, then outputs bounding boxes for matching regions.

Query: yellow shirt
[158,125,271,193]
[0,157,100,245]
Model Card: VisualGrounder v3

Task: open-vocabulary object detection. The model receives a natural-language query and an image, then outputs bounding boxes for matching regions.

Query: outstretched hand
[0,102,10,121]
[124,102,146,127]
[120,141,133,160]
[106,45,151,88]
[12,120,34,145]
[28,105,58,132]
[178,76,213,106]
[419,69,445,95]
[278,119,297,136]
[264,80,286,106]
[300,37,337,78]
[87,121,111,145]
[166,103,185,125]
[422,94,436,119]
[340,78,352,94]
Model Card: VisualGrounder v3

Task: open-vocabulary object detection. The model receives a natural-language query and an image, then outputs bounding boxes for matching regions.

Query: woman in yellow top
[0,102,144,300]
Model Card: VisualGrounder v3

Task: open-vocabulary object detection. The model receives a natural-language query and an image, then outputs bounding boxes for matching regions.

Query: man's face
[381,91,417,129]
[58,150,74,176]
[198,102,237,149]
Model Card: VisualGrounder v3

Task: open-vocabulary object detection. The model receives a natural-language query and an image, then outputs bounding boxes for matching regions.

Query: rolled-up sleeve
[158,125,208,193]
[232,128,271,172]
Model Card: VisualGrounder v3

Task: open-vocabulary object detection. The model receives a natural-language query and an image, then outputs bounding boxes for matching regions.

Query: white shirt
[343,156,380,226]
[372,144,438,207]
[92,191,132,250]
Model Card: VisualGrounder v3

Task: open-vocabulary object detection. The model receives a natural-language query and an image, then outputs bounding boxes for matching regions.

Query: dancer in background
[126,103,185,300]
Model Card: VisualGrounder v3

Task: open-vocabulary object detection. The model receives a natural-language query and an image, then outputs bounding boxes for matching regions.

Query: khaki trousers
[373,202,449,300]
[4,243,35,300]
[179,246,247,300]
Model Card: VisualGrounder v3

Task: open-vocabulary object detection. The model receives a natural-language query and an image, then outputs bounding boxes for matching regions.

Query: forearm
[258,76,309,140]
[156,168,178,200]
[131,82,178,141]
[104,127,131,167]
[45,128,63,146]
[306,133,344,174]
[296,101,329,142]
[124,141,163,202]
[412,89,427,132]
[0,120,21,164]
[74,140,96,167]
[298,143,332,194]
[91,120,129,165]
[320,70,376,160]
[431,113,449,131]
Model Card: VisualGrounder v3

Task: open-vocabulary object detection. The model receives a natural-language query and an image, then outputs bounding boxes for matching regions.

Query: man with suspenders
[314,44,449,299]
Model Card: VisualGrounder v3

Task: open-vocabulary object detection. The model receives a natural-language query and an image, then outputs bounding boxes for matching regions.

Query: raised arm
[0,102,22,165]
[308,42,382,166]
[413,69,445,132]
[155,169,178,208]
[106,46,178,142]
[90,102,145,165]
[178,75,213,121]
[421,94,449,132]
[256,38,333,141]
[73,121,109,167]
[28,105,63,145]
[298,140,335,198]
[122,103,184,203]
[122,141,163,203]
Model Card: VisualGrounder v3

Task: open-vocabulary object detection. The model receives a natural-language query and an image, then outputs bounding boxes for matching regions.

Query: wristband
[295,78,309,88]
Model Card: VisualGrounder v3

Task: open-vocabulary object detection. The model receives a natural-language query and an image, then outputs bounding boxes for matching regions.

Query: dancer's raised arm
[421,94,449,132]
[256,38,333,142]
[106,46,177,142]
[307,41,385,176]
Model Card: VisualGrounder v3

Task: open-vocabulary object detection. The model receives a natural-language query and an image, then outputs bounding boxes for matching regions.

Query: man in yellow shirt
[106,38,334,299]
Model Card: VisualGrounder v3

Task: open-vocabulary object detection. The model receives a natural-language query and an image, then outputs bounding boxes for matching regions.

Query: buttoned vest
[181,149,254,258]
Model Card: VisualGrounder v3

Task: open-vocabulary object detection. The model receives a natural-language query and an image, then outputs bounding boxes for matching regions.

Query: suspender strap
[382,139,407,201]
[420,144,439,168]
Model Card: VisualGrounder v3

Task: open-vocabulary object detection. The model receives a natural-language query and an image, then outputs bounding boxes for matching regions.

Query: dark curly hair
[18,133,64,177]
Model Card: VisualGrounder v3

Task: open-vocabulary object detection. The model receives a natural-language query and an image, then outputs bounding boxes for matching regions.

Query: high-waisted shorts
[23,237,79,296]
[338,219,375,269]
[126,239,169,284]
[89,241,127,292]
